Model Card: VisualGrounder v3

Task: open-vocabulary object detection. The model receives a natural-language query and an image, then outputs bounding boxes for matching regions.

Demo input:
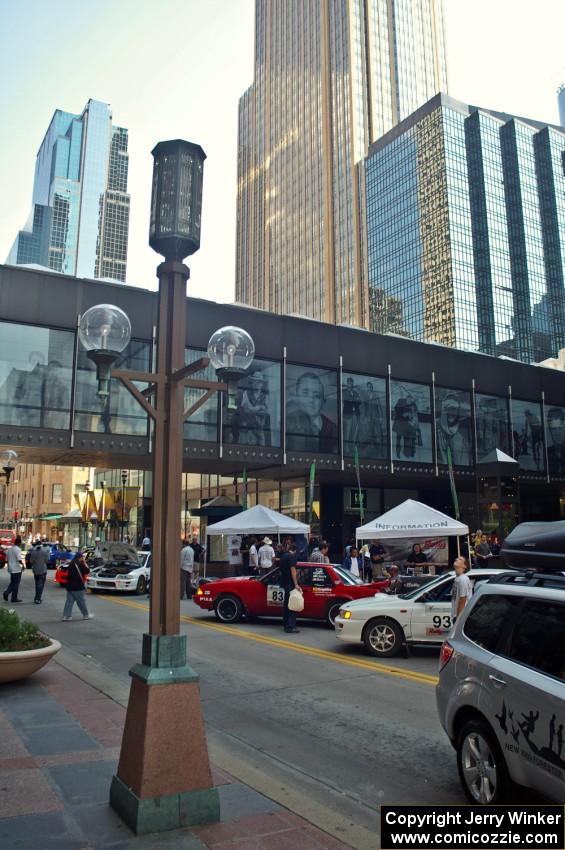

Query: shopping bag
[288,588,304,612]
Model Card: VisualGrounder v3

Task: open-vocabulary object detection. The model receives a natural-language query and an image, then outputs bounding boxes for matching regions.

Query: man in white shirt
[451,557,472,622]
[258,537,275,573]
[248,537,259,574]
[3,535,25,603]
[180,540,194,600]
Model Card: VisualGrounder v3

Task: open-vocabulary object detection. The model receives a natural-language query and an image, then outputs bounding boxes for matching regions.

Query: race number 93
[432,614,452,630]
[267,585,284,606]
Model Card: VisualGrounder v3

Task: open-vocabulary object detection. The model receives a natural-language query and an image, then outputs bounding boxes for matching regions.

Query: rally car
[335,568,507,657]
[87,549,151,595]
[193,562,390,627]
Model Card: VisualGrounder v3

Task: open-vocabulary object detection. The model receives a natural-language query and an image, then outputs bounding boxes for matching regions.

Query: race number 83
[267,585,284,606]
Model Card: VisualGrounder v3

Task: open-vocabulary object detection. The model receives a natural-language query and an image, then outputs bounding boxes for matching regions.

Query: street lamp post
[0,451,18,528]
[120,469,128,541]
[78,139,255,835]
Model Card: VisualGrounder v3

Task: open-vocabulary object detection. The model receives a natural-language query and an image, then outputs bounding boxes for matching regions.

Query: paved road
[4,571,465,848]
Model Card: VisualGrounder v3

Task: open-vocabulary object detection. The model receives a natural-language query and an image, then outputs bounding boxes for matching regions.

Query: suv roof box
[501,521,565,571]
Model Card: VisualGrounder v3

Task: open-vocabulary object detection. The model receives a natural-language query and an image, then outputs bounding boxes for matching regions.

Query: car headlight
[195,587,204,596]
[340,610,352,620]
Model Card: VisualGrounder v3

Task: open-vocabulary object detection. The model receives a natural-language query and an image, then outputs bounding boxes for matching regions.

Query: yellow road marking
[101,595,439,686]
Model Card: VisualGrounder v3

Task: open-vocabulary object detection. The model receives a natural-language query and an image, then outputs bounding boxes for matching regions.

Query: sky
[0,0,564,305]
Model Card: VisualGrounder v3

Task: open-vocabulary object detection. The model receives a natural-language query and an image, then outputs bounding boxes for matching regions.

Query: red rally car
[193,562,390,627]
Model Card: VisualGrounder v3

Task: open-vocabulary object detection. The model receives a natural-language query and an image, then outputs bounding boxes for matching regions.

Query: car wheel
[135,576,147,595]
[457,718,510,804]
[215,595,243,624]
[363,617,404,657]
[327,600,346,628]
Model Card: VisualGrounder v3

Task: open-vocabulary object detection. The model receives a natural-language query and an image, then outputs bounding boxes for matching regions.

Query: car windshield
[399,572,454,600]
[332,565,364,586]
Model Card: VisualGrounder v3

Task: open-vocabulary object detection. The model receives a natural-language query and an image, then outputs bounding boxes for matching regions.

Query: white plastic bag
[288,588,304,612]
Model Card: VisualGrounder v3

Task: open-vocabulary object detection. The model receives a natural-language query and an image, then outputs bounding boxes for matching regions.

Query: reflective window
[475,393,509,460]
[546,405,565,475]
[503,599,565,680]
[184,349,218,442]
[342,372,387,459]
[391,380,432,463]
[0,322,74,429]
[511,399,544,471]
[286,364,338,454]
[463,594,519,651]
[74,339,150,436]
[435,387,473,465]
[223,358,281,447]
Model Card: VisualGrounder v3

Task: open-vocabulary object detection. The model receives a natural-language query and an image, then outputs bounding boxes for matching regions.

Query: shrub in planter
[0,608,50,652]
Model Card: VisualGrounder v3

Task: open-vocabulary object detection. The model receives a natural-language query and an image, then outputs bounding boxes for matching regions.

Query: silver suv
[436,570,565,804]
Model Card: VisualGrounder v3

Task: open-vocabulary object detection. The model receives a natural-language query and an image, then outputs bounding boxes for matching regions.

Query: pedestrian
[474,532,492,567]
[386,564,403,594]
[342,546,361,577]
[61,552,92,621]
[28,538,49,604]
[142,535,151,552]
[189,535,204,564]
[451,556,472,623]
[248,536,259,574]
[310,542,330,563]
[3,535,24,603]
[258,536,275,573]
[369,539,387,579]
[280,542,301,633]
[180,540,194,599]
[405,543,428,572]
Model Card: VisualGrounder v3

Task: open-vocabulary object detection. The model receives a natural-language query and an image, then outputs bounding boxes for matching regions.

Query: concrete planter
[0,638,62,684]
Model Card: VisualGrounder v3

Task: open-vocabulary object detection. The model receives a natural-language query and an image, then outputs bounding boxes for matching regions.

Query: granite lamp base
[110,634,220,834]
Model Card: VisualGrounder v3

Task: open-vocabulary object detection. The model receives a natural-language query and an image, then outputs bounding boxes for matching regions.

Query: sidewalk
[0,661,352,850]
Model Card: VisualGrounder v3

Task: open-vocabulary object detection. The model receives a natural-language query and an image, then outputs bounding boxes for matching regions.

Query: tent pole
[457,536,461,557]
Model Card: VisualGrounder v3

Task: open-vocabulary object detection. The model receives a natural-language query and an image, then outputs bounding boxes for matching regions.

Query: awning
[38,513,63,521]
[356,499,469,540]
[206,504,310,536]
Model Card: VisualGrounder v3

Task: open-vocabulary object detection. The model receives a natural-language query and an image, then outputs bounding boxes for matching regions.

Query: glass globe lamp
[207,326,255,382]
[78,305,132,397]
[1,449,18,484]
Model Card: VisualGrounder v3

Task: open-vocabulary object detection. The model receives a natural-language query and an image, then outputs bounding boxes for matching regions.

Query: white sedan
[87,551,151,595]
[335,568,506,658]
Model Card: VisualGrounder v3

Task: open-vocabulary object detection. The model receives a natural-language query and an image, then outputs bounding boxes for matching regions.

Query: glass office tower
[365,93,565,363]
[235,0,448,327]
[8,99,130,282]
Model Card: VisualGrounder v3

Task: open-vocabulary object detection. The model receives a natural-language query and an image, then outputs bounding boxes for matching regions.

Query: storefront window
[475,393,509,461]
[75,339,150,436]
[511,399,544,471]
[223,357,281,447]
[390,380,432,463]
[546,405,565,475]
[0,322,74,429]
[435,387,473,466]
[184,348,218,442]
[286,364,338,454]
[342,372,387,459]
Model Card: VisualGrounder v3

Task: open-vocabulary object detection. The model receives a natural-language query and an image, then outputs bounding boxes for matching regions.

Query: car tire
[363,617,404,657]
[456,717,510,804]
[135,577,147,595]
[215,594,243,624]
[327,600,346,628]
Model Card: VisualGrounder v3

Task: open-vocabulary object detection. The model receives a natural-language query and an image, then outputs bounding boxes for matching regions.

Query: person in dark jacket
[61,553,92,621]
[29,540,49,604]
[280,543,301,634]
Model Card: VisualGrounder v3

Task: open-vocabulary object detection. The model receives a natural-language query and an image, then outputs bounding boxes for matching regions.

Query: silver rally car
[86,542,150,595]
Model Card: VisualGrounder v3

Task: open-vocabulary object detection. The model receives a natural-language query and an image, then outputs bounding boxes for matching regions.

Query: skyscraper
[235,0,448,326]
[365,93,565,363]
[8,99,130,281]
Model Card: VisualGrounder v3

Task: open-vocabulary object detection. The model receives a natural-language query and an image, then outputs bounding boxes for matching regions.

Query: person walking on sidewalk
[3,536,25,603]
[29,539,49,604]
[180,540,194,600]
[280,542,301,634]
[62,552,92,621]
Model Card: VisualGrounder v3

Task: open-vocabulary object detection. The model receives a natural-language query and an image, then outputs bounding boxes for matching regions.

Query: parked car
[193,562,390,626]
[335,568,506,657]
[87,548,150,595]
[436,568,565,804]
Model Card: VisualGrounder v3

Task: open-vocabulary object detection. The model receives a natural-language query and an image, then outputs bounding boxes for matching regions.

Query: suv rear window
[502,599,565,681]
[463,595,520,652]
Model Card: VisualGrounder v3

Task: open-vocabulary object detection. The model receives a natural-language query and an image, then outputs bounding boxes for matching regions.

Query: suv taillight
[439,641,454,671]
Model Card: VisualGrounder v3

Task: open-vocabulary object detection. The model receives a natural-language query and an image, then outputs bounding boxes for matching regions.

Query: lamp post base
[109,634,220,835]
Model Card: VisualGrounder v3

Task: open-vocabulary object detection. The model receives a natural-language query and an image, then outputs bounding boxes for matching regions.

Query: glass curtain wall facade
[7,99,130,281]
[235,0,448,327]
[365,93,565,362]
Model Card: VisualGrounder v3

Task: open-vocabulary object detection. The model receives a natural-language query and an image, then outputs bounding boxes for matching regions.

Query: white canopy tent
[206,504,310,537]
[356,499,469,540]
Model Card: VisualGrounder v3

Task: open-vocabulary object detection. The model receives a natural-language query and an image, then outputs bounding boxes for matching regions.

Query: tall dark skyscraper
[8,99,130,282]
[236,0,448,327]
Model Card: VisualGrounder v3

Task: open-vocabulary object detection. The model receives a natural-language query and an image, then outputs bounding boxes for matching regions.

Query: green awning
[39,513,63,520]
